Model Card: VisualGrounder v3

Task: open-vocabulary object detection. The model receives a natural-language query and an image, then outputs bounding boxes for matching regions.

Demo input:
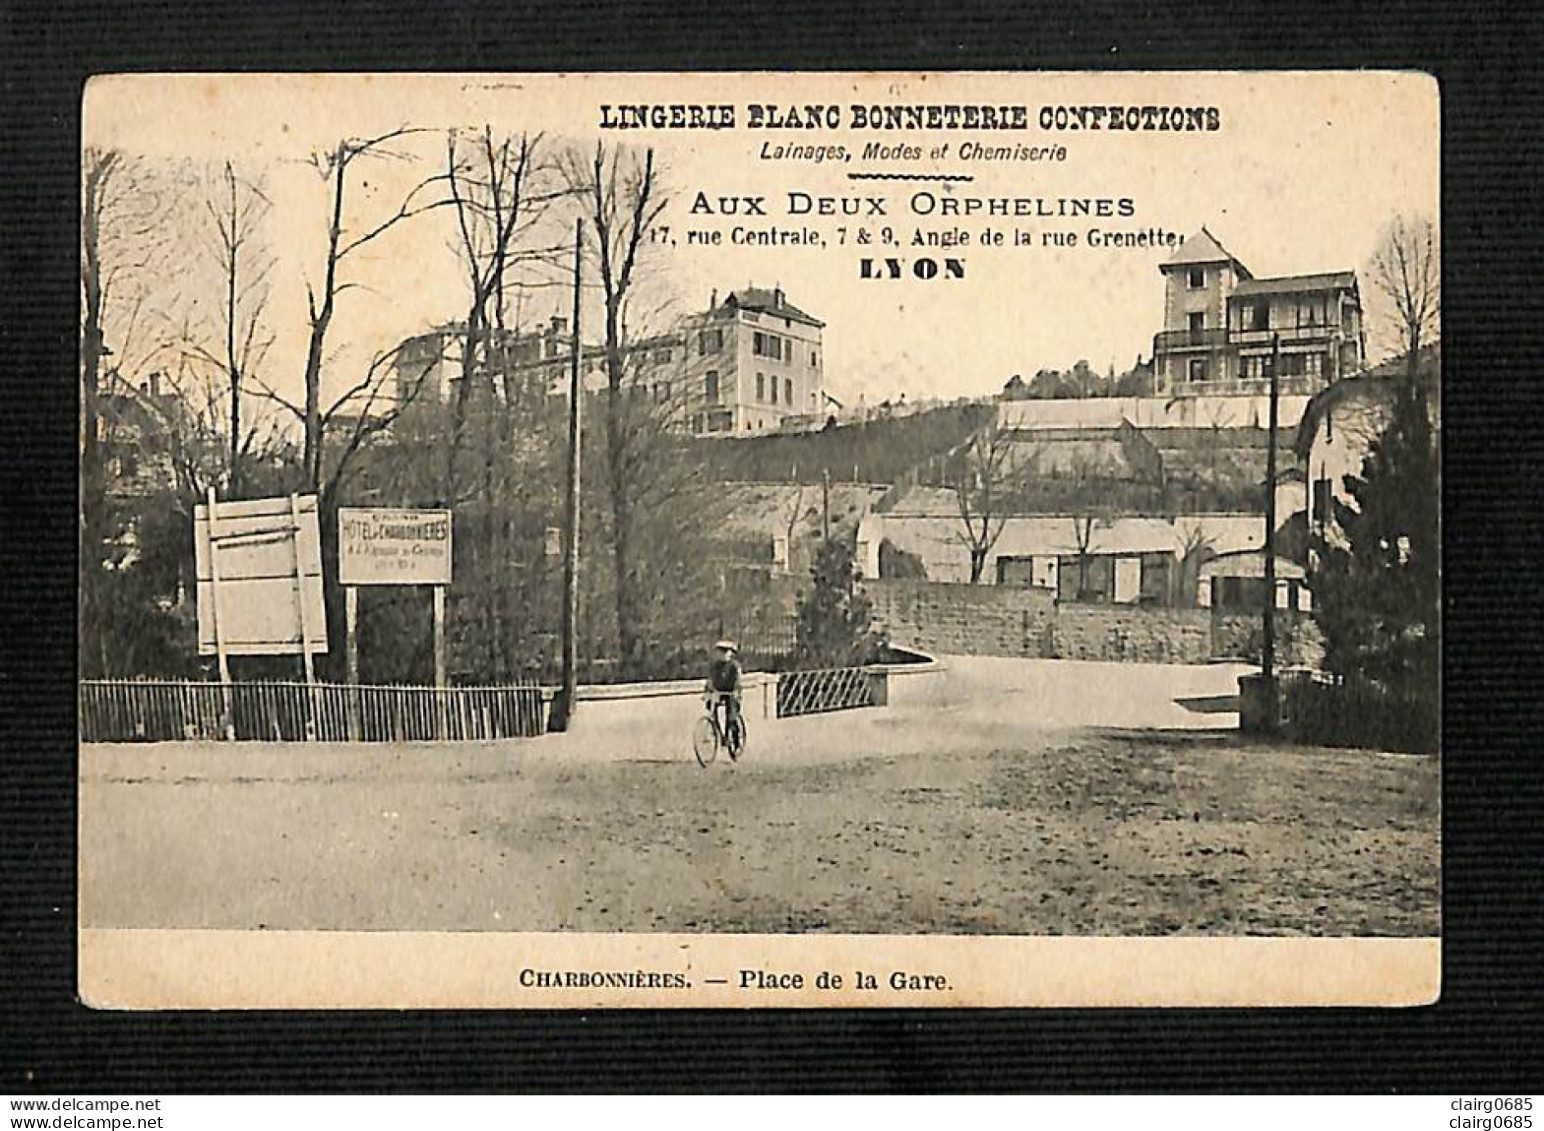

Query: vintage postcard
[78,71,1440,1008]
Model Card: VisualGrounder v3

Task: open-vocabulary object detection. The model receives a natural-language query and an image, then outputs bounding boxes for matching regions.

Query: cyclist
[706,639,743,739]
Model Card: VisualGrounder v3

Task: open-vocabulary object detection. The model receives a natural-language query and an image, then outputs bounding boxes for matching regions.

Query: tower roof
[1163,227,1251,276]
[1232,271,1359,297]
[724,286,824,328]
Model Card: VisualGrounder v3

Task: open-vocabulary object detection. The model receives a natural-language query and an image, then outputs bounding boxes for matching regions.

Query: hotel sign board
[338,508,453,586]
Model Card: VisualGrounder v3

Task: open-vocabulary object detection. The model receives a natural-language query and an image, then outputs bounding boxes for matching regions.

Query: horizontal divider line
[846,172,975,182]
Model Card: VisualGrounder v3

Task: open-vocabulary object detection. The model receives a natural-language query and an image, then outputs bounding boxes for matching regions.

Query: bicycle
[693,691,747,767]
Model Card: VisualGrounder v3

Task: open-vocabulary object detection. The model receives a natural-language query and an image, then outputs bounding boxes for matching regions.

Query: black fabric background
[2,0,1541,1093]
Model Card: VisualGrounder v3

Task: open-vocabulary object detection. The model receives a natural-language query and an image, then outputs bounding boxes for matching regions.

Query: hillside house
[674,287,827,435]
[391,286,826,439]
[94,370,181,500]
[1293,344,1441,546]
[1153,228,1365,399]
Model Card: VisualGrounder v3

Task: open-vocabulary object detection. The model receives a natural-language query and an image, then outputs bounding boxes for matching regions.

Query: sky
[85,72,1439,414]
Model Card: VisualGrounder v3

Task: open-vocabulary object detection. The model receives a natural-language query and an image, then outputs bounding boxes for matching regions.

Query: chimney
[773,284,784,307]
[710,288,718,309]
[148,371,161,397]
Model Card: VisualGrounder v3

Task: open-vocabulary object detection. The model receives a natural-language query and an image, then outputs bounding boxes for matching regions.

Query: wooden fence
[79,680,549,743]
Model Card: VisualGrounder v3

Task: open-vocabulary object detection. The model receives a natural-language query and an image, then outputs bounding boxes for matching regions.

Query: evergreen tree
[89,487,202,678]
[796,535,882,667]
[1312,375,1439,695]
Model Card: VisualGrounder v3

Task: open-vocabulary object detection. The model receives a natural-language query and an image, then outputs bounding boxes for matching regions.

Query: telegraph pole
[549,219,584,732]
[821,469,832,542]
[1261,332,1280,723]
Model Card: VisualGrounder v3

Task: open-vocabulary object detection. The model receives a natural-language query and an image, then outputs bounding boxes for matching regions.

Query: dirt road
[81,720,1438,937]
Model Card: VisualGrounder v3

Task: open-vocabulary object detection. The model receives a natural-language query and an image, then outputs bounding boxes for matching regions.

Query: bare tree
[299,128,454,489]
[175,161,277,496]
[444,129,546,492]
[81,150,121,490]
[252,341,440,678]
[82,150,188,493]
[1176,520,1217,606]
[1368,213,1440,379]
[1069,515,1101,600]
[1066,451,1113,600]
[80,148,189,675]
[604,338,732,665]
[780,481,813,575]
[442,127,573,677]
[947,421,1022,583]
[562,140,669,676]
[253,342,436,505]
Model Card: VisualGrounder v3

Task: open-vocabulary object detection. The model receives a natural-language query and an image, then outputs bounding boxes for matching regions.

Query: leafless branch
[1368,213,1440,368]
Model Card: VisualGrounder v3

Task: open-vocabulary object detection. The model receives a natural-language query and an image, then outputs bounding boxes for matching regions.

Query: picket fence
[79,679,549,743]
[82,662,886,743]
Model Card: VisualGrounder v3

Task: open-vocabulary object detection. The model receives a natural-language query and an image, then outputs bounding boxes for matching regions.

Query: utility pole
[1261,332,1280,725]
[821,468,832,542]
[549,219,584,732]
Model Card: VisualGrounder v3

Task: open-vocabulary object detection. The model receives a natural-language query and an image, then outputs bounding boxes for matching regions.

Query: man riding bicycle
[706,639,743,736]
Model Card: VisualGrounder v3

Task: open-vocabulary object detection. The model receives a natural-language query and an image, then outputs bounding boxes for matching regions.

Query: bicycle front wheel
[692,715,719,767]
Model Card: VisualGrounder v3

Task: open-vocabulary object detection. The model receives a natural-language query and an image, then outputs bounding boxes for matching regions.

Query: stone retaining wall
[867,579,1323,666]
[865,579,1057,658]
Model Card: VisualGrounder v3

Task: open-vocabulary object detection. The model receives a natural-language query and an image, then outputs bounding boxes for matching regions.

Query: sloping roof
[725,287,825,328]
[1233,271,1358,297]
[1292,342,1441,458]
[1163,227,1250,273]
[1199,549,1307,581]
[718,482,886,538]
[99,382,173,436]
[875,497,1251,553]
[1363,340,1442,383]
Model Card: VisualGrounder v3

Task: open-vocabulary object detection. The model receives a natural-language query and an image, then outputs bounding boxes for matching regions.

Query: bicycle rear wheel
[692,715,719,767]
[725,717,746,762]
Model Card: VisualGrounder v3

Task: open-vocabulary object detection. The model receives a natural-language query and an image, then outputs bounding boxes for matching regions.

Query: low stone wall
[1211,613,1326,669]
[872,654,949,708]
[865,579,1057,659]
[868,579,1324,666]
[1047,602,1213,664]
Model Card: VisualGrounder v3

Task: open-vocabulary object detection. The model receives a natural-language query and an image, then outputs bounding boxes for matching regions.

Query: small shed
[1198,548,1310,612]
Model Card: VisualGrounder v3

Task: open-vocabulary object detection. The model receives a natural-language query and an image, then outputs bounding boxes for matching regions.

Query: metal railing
[775,666,880,718]
[1157,325,1345,352]
[1153,328,1229,351]
[1231,325,1343,346]
[79,679,549,743]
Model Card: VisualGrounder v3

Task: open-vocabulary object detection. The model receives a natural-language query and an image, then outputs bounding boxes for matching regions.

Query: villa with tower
[1152,228,1365,399]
